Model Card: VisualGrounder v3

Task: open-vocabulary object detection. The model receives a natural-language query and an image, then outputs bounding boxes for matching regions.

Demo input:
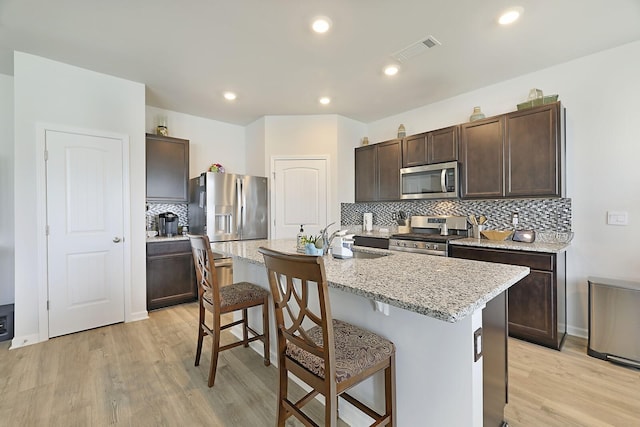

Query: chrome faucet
[319,222,337,253]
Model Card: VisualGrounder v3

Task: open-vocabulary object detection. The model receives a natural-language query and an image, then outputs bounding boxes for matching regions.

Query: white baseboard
[567,326,588,339]
[127,310,149,322]
[10,333,42,349]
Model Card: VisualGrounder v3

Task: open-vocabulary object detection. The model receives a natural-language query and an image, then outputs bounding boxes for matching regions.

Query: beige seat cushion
[286,319,394,383]
[203,282,269,309]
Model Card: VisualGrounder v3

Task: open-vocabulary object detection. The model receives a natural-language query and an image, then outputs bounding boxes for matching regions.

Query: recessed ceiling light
[498,7,523,25]
[319,96,331,105]
[312,16,332,33]
[223,91,237,101]
[384,65,400,76]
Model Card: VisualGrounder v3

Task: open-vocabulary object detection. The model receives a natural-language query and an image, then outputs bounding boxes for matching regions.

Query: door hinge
[272,172,275,180]
[47,300,49,310]
[44,150,48,161]
[45,225,50,236]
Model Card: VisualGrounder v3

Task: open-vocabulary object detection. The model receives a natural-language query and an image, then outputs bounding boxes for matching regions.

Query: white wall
[0,74,14,305]
[265,114,364,227]
[13,52,146,346]
[337,116,366,206]
[245,117,266,177]
[145,106,245,179]
[367,40,640,336]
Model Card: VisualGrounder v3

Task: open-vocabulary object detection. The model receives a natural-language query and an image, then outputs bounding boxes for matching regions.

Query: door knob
[113,237,121,243]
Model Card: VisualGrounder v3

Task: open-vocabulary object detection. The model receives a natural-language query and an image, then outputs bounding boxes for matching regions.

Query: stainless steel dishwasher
[588,276,640,368]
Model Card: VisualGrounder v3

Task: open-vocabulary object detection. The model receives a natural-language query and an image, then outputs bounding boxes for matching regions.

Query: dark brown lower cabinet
[450,245,566,350]
[146,240,197,310]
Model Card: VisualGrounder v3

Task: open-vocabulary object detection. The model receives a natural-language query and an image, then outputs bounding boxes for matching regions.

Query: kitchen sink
[351,250,389,259]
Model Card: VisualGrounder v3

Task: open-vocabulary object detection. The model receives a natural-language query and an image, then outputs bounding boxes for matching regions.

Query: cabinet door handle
[113,237,121,243]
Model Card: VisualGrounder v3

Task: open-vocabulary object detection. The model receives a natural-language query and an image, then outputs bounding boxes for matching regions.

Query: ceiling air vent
[391,35,441,63]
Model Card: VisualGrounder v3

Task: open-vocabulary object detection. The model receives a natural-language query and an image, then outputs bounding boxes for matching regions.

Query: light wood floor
[1,303,638,426]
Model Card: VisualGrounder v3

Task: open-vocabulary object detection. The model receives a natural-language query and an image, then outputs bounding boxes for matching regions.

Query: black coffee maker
[158,212,179,237]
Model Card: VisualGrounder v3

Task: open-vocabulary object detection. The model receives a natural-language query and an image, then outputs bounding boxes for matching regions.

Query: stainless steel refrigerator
[188,172,268,242]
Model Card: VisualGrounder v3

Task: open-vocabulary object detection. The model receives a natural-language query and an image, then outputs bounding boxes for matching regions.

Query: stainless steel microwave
[400,161,459,200]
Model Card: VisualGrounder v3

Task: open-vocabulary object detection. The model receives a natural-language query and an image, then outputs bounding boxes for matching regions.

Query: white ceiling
[1,0,639,126]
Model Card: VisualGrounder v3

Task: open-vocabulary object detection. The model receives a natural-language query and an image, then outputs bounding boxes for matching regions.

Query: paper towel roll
[363,212,373,232]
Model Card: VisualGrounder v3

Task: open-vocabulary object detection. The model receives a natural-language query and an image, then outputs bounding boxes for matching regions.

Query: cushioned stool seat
[259,247,396,427]
[189,235,270,388]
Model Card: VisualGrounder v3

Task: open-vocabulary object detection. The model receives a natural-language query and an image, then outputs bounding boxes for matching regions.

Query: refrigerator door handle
[236,178,243,237]
[240,178,247,238]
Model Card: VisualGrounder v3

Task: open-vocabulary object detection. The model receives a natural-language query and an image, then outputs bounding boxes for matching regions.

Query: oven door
[400,161,459,200]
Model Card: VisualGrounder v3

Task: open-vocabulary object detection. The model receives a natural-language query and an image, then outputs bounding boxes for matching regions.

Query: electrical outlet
[607,211,628,226]
[391,212,398,220]
[511,212,519,226]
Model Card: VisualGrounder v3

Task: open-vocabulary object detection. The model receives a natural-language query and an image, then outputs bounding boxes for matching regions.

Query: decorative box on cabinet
[355,139,401,202]
[450,245,567,350]
[146,240,197,310]
[146,133,190,203]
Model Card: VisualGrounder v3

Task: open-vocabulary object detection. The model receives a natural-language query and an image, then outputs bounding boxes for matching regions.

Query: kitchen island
[211,238,529,426]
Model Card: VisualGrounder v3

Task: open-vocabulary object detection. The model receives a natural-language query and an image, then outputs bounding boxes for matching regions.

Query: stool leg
[276,363,288,427]
[386,354,397,427]
[207,313,222,387]
[262,297,270,366]
[325,391,338,426]
[242,308,249,347]
[195,301,205,366]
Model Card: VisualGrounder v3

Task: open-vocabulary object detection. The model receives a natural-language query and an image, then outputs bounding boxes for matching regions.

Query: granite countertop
[346,225,572,254]
[146,235,189,243]
[450,237,570,254]
[210,238,529,323]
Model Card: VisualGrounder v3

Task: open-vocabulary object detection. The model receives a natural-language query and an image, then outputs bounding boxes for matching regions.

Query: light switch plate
[607,211,628,226]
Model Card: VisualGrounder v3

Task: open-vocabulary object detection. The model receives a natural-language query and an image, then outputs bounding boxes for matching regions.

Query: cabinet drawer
[449,245,553,271]
[147,240,191,257]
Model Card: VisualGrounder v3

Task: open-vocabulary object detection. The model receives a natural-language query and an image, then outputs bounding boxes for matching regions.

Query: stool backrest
[188,234,221,310]
[258,247,335,377]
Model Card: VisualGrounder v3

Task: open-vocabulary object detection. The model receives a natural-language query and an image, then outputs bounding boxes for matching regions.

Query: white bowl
[146,230,158,238]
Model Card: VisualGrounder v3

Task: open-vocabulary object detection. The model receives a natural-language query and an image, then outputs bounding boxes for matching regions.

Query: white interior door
[272,158,328,240]
[46,129,125,337]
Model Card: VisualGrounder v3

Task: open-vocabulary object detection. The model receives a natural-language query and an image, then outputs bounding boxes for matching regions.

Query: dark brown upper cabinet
[506,102,564,198]
[146,133,190,203]
[402,126,458,168]
[460,116,506,198]
[460,102,565,199]
[355,139,401,202]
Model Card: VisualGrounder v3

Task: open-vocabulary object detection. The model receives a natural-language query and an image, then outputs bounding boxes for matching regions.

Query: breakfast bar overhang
[211,239,529,426]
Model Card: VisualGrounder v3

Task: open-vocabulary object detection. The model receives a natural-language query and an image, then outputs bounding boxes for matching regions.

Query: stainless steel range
[389,215,468,256]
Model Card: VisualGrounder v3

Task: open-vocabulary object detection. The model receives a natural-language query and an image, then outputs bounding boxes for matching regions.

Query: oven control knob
[413,243,418,248]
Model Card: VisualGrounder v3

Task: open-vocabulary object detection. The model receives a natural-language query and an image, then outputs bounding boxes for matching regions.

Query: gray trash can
[588,277,640,368]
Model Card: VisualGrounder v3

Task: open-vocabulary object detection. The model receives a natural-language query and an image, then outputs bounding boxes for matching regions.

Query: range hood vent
[392,35,441,63]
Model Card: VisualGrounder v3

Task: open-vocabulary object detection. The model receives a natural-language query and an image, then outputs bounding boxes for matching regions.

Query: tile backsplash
[146,203,189,230]
[341,198,572,232]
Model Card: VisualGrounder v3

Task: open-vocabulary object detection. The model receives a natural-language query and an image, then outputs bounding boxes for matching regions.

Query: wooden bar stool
[188,235,270,387]
[258,247,396,426]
